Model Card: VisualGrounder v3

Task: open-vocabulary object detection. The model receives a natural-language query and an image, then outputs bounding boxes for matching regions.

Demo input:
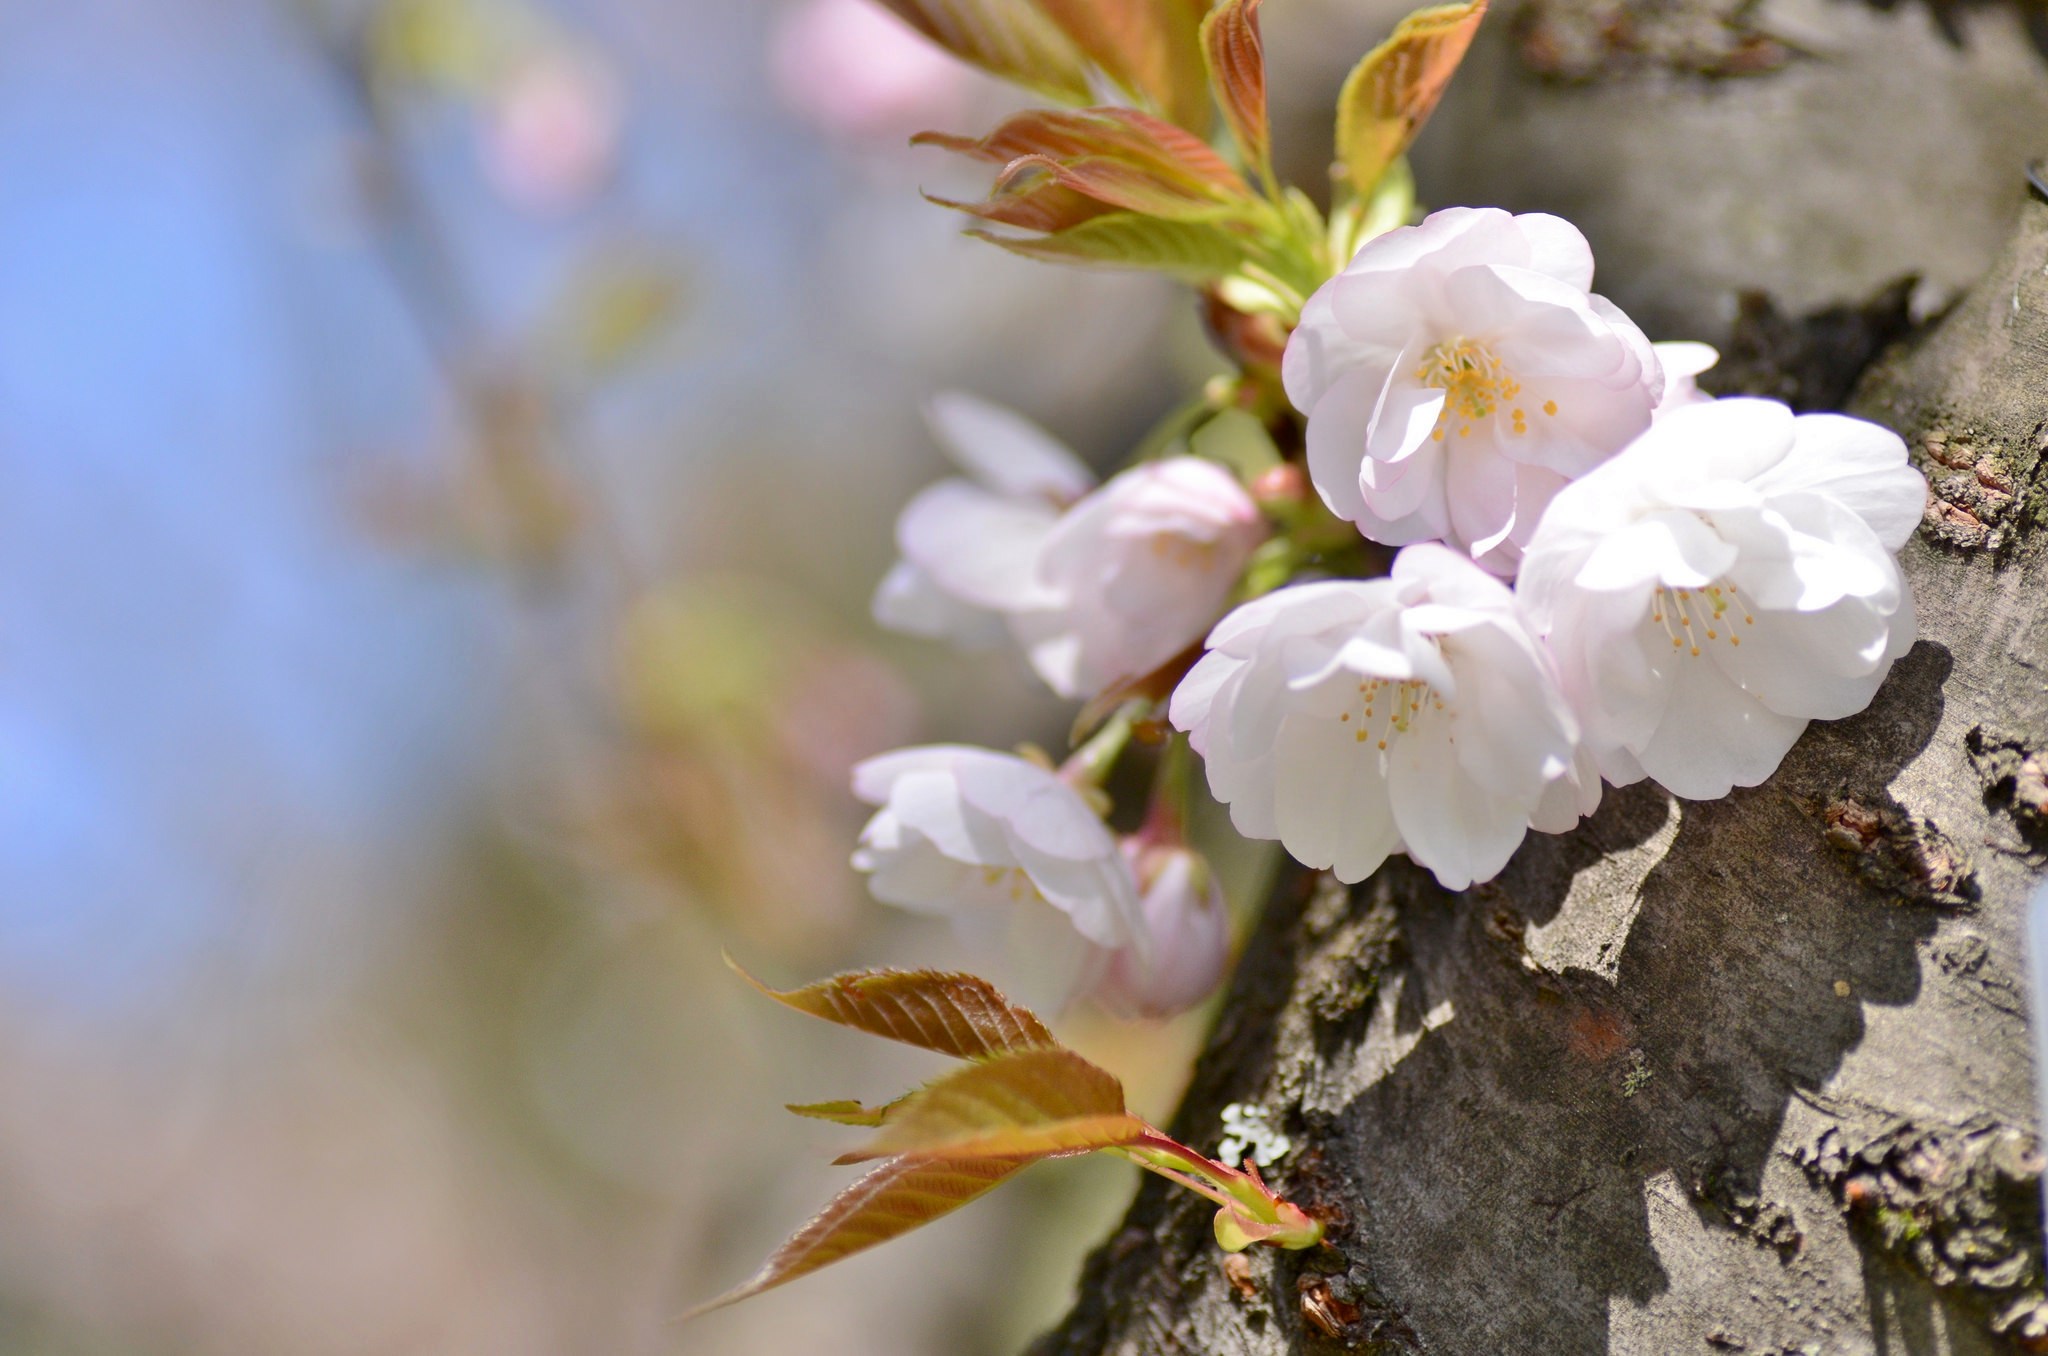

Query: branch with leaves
[687,963,1321,1317]
[692,0,1933,1320]
[908,0,1483,324]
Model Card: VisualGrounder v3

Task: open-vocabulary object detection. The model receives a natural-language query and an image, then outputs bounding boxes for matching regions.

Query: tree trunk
[1033,14,2048,1355]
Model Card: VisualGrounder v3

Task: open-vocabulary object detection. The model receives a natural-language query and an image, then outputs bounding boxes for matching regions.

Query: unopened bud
[1092,842,1230,1019]
[1249,462,1306,508]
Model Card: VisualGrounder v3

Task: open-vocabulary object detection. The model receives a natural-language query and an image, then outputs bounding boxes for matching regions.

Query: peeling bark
[1033,17,2048,1355]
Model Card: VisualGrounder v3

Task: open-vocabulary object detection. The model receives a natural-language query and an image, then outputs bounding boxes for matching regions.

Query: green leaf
[970,213,1250,282]
[540,252,690,380]
[785,1099,903,1127]
[836,1048,1147,1163]
[727,957,1057,1061]
[682,1155,1026,1317]
[872,0,1096,104]
[1333,0,1487,195]
[1188,407,1281,480]
[1200,0,1268,177]
[1328,156,1417,265]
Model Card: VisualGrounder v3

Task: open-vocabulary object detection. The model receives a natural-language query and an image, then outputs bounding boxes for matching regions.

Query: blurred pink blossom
[483,52,622,212]
[769,0,971,140]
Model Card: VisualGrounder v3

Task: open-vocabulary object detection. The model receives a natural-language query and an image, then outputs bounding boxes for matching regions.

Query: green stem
[1112,1128,1323,1250]
[1059,700,1142,790]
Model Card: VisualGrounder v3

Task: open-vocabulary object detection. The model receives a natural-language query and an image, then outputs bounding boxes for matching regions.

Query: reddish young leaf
[873,0,1095,104]
[990,153,1242,222]
[1200,0,1269,175]
[1034,0,1210,131]
[682,1155,1025,1317]
[727,957,1056,1061]
[922,181,1117,234]
[834,1047,1143,1163]
[916,107,1248,200]
[1333,0,1487,195]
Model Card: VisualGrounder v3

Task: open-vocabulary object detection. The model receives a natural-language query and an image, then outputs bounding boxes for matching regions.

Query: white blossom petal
[1706,594,1895,719]
[895,479,1062,611]
[1386,712,1531,890]
[1630,651,1808,800]
[926,390,1095,503]
[1273,710,1400,884]
[1303,366,1385,524]
[1749,412,1926,551]
[871,559,1006,644]
[851,744,1143,982]
[1575,511,1738,592]
[1283,282,1397,412]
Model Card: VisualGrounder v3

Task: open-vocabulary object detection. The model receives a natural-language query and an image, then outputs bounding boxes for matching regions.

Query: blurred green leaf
[970,212,1251,282]
[542,252,692,380]
[1188,407,1280,480]
[367,0,499,92]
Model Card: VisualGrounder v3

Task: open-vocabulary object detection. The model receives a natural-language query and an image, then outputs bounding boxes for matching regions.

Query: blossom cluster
[851,207,1925,1016]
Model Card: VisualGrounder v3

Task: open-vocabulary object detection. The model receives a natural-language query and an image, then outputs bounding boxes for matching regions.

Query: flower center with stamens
[1416,337,1537,440]
[1336,677,1447,750]
[1649,582,1756,658]
[1148,534,1222,568]
[980,864,1046,905]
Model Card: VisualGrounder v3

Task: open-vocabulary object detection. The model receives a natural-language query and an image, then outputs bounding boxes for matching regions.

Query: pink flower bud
[1249,461,1306,508]
[1016,458,1267,700]
[1091,841,1231,1019]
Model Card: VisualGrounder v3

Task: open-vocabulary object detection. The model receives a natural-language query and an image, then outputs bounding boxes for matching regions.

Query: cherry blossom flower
[872,393,1095,646]
[1653,341,1718,417]
[1283,207,1662,574]
[1015,458,1267,699]
[1089,840,1231,1019]
[1169,544,1590,891]
[1517,398,1925,801]
[850,745,1143,990]
[875,395,1266,699]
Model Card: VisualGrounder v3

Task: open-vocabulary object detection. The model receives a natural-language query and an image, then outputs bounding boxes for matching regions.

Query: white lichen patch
[1217,1104,1292,1169]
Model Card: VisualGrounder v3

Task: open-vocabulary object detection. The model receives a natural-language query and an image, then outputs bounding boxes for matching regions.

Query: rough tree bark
[1033,11,2048,1355]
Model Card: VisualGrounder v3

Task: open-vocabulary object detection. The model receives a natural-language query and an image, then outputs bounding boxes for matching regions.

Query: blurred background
[0,0,1231,1351]
[0,0,2041,1352]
